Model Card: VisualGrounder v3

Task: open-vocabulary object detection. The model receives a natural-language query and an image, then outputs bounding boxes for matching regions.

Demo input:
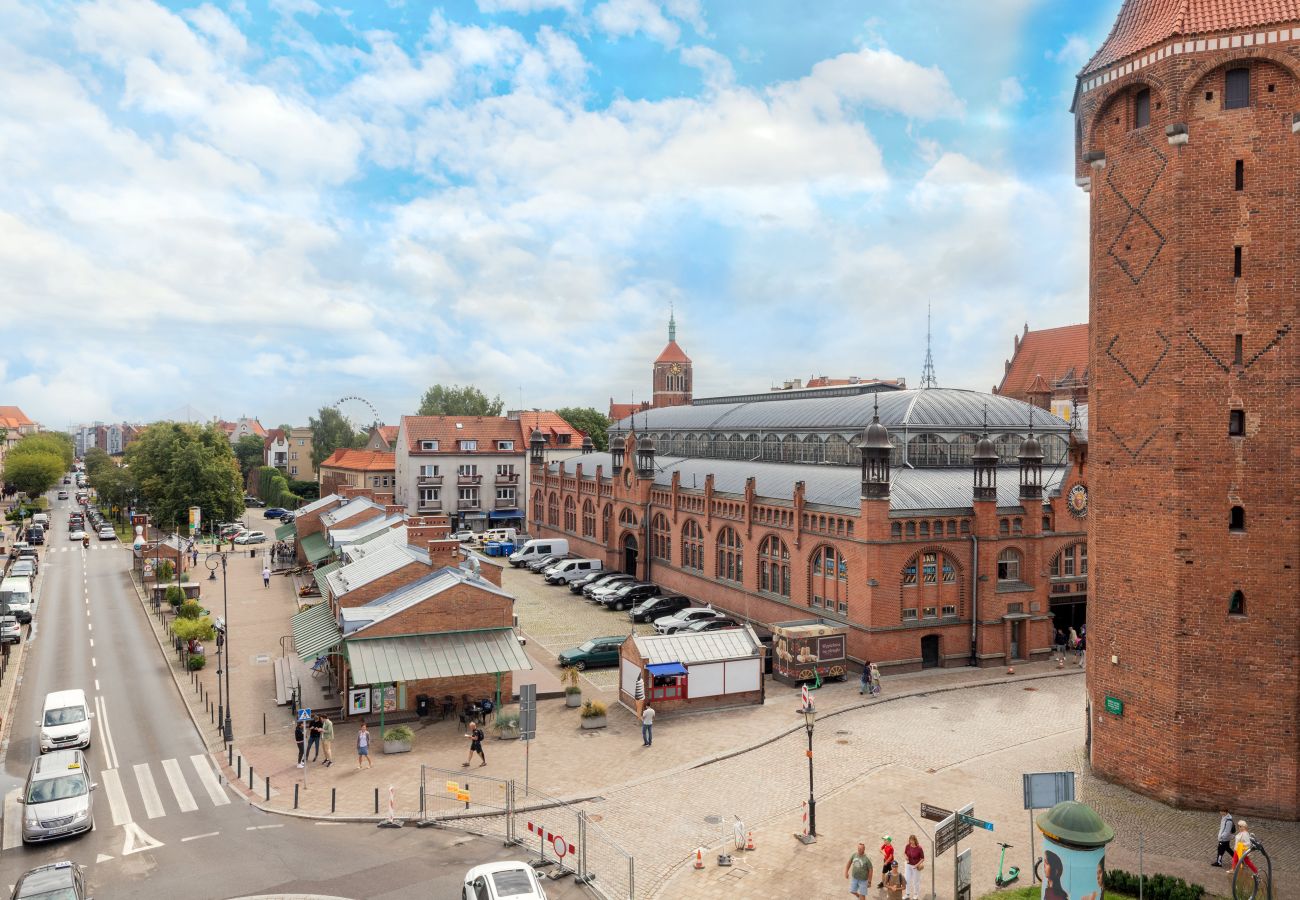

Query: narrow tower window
[1234,334,1244,365]
[1229,409,1245,436]
[1234,160,1244,191]
[1134,89,1151,127]
[1225,68,1250,109]
[1233,246,1243,277]
[1229,506,1245,532]
[1228,590,1245,616]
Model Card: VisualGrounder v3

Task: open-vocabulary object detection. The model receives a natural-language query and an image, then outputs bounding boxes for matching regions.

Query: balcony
[458,498,481,510]
[417,499,442,511]
[417,475,443,486]
[494,497,517,509]
[457,474,482,485]
[495,472,519,485]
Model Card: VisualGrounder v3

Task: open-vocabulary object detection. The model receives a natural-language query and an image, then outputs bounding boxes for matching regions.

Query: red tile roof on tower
[0,406,34,429]
[654,340,690,364]
[400,416,523,451]
[995,323,1090,398]
[1083,0,1300,74]
[319,449,395,472]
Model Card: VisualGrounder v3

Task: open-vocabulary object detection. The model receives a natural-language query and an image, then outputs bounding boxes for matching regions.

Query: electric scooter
[994,842,1020,888]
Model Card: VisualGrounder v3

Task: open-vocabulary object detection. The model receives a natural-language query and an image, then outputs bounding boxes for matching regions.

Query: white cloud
[778,46,964,121]
[679,45,732,90]
[592,0,682,47]
[476,0,581,12]
[1047,35,1091,69]
[998,76,1024,107]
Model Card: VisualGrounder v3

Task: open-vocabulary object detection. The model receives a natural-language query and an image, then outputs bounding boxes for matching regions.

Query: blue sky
[0,0,1120,428]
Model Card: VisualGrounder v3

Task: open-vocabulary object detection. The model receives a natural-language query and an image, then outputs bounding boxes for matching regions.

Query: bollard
[249,766,254,790]
[265,777,270,802]
[294,783,299,809]
[331,787,336,814]
[262,712,267,735]
[237,755,242,778]
[210,706,214,724]
[374,788,379,815]
[228,745,233,766]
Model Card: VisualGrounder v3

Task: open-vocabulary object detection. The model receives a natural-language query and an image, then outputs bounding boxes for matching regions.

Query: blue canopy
[489,509,522,520]
[647,662,687,677]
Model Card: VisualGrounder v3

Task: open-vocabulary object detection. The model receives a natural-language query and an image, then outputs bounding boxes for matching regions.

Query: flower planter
[383,739,412,754]
[565,692,583,708]
[580,715,607,730]
[495,726,520,741]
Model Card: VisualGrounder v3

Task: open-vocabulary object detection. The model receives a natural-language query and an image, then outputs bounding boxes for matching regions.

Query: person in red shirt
[903,835,925,900]
[878,835,897,888]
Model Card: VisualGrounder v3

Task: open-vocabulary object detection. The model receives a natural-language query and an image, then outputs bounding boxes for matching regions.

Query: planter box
[565,692,583,708]
[495,727,520,741]
[383,739,412,754]
[580,716,607,730]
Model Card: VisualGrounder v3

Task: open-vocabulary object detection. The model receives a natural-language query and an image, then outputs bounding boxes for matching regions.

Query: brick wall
[334,561,431,609]
[354,582,513,637]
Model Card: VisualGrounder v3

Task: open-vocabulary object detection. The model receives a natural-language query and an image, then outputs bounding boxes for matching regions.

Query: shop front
[618,627,766,715]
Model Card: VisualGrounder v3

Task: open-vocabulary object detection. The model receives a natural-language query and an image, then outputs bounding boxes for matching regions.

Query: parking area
[501,563,657,691]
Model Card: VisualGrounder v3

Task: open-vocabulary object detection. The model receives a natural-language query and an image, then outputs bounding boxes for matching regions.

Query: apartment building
[286,426,315,479]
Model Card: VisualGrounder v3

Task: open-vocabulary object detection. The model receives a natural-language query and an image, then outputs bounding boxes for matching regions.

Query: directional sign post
[921,803,953,823]
[297,709,312,790]
[957,813,994,832]
[519,683,537,797]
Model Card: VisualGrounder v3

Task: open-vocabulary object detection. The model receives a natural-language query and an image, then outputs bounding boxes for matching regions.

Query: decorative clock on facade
[1067,484,1088,518]
[669,362,683,375]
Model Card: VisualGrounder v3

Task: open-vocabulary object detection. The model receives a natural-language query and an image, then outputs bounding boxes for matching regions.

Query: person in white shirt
[641,704,655,746]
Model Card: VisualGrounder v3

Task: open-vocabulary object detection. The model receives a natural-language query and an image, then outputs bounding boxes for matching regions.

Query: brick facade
[1076,11,1300,818]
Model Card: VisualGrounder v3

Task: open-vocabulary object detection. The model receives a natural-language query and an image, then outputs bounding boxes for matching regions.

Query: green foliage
[5,503,44,522]
[309,407,366,471]
[233,434,266,478]
[90,463,135,518]
[382,725,414,742]
[493,711,520,731]
[417,383,504,417]
[9,432,75,471]
[176,599,203,619]
[82,447,112,480]
[186,653,207,670]
[172,616,216,643]
[255,465,304,510]
[155,559,175,582]
[555,407,610,451]
[2,450,64,497]
[1105,869,1203,900]
[164,585,186,607]
[288,479,319,501]
[125,423,243,529]
[580,699,607,719]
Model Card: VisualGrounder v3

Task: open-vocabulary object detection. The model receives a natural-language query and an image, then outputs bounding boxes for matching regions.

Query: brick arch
[1176,49,1300,114]
[1082,72,1173,150]
[898,547,965,618]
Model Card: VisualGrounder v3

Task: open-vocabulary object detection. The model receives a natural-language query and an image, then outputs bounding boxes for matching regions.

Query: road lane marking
[181,831,219,842]
[92,658,96,667]
[161,758,198,812]
[246,824,282,830]
[88,624,92,632]
[100,768,132,827]
[189,755,230,806]
[134,763,166,819]
[89,639,93,648]
[121,822,163,855]
[2,789,22,850]
[95,695,119,770]
[95,679,99,690]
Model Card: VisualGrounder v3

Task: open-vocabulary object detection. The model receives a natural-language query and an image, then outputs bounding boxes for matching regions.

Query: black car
[571,571,625,595]
[629,594,692,623]
[683,617,740,633]
[582,573,636,599]
[600,582,661,612]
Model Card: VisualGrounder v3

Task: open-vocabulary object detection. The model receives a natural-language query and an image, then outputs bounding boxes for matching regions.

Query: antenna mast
[919,301,939,390]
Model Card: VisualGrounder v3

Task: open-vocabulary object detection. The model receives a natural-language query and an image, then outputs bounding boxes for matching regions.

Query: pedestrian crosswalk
[49,544,126,552]
[2,755,230,849]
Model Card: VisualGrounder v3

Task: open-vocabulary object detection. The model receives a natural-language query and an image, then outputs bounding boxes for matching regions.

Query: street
[0,492,588,899]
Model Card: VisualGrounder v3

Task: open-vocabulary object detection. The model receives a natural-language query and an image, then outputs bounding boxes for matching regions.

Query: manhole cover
[1023,686,1038,691]
[835,729,851,735]
[704,815,723,825]
[836,739,850,745]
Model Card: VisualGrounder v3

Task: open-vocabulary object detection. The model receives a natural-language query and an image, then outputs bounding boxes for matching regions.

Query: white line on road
[181,831,220,842]
[87,623,92,632]
[189,755,230,806]
[246,824,282,830]
[2,789,22,850]
[100,768,131,827]
[161,758,198,812]
[95,679,99,690]
[91,657,96,668]
[89,639,93,648]
[133,763,166,819]
[95,694,119,770]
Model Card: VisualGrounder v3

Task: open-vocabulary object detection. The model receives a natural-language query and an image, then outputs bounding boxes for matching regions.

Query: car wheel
[574,661,587,671]
[613,601,625,611]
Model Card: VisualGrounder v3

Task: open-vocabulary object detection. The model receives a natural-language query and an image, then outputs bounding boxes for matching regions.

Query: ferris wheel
[332,395,381,431]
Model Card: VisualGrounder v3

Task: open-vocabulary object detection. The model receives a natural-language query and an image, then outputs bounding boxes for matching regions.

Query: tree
[2,451,63,497]
[233,434,266,478]
[7,432,75,474]
[554,407,610,451]
[125,423,243,530]
[92,463,136,520]
[417,384,504,417]
[83,447,111,480]
[309,407,366,471]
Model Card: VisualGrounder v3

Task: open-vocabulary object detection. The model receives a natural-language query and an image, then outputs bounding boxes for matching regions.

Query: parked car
[508,538,569,567]
[0,615,21,645]
[654,606,725,634]
[96,526,115,541]
[233,530,266,544]
[12,861,90,900]
[449,530,477,543]
[21,750,96,844]
[630,594,692,623]
[587,578,645,602]
[600,582,661,612]
[461,861,548,900]
[263,507,289,519]
[543,558,603,585]
[682,617,740,633]
[581,573,636,599]
[569,570,610,594]
[9,560,36,579]
[557,636,625,671]
[243,495,264,507]
[26,527,44,546]
[527,554,565,574]
[57,491,68,500]
[62,477,71,485]
[220,525,246,539]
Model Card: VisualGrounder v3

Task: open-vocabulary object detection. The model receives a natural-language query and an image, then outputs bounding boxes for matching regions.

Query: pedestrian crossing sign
[297,708,312,722]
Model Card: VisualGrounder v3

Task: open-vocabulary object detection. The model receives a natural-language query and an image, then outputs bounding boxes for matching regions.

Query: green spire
[669,304,676,342]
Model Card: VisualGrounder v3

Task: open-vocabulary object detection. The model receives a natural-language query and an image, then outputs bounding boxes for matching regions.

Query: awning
[647,662,687,677]
[299,532,334,565]
[346,628,531,686]
[292,602,341,663]
[461,512,488,520]
[489,509,522,520]
[313,561,341,598]
[274,521,296,541]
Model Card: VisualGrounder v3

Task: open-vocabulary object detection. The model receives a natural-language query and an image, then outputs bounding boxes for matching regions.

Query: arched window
[1012,517,1023,534]
[801,434,824,464]
[810,546,848,614]
[891,522,902,539]
[946,520,957,536]
[999,518,1010,536]
[681,519,703,571]
[716,527,743,583]
[950,433,978,466]
[619,507,638,528]
[780,434,798,462]
[532,490,544,524]
[563,496,576,532]
[1228,590,1245,616]
[909,433,948,466]
[1040,434,1068,465]
[758,535,790,597]
[581,499,595,537]
[900,550,961,620]
[547,493,559,527]
[1050,543,1087,578]
[905,521,916,538]
[995,433,1021,464]
[997,548,1022,583]
[824,434,850,464]
[919,521,930,538]
[601,504,611,542]
[762,434,781,462]
[742,434,759,459]
[651,514,671,561]
[889,434,904,467]
[728,434,743,459]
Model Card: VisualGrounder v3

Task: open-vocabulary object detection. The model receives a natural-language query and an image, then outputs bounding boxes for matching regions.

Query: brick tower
[1075,2,1300,818]
[651,309,692,408]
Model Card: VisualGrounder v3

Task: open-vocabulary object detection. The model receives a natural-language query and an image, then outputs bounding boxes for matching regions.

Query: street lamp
[205,551,233,743]
[800,701,818,843]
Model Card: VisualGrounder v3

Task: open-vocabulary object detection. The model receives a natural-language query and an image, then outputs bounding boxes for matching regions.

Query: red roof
[263,428,286,450]
[319,448,395,472]
[996,323,1090,398]
[518,411,584,444]
[0,406,34,430]
[400,416,524,452]
[1084,0,1300,74]
[654,340,690,364]
[608,401,651,422]
[378,425,399,442]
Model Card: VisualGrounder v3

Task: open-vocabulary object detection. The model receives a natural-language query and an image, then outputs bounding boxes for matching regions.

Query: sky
[0,0,1122,429]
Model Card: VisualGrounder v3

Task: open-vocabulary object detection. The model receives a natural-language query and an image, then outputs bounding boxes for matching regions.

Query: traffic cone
[745,831,756,851]
[694,848,705,870]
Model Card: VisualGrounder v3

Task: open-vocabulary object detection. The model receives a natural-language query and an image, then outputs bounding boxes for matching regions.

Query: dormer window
[420,440,439,451]
[496,440,514,451]
[460,440,478,452]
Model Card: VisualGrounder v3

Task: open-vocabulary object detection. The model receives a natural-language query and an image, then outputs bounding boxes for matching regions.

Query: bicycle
[1231,838,1273,900]
[994,842,1020,888]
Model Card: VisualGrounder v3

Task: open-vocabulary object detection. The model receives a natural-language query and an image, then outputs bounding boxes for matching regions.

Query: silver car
[21,750,96,844]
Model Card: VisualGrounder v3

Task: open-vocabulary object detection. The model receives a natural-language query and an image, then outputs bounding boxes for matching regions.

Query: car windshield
[14,869,78,900]
[489,869,536,897]
[576,641,597,652]
[27,773,88,804]
[44,706,86,726]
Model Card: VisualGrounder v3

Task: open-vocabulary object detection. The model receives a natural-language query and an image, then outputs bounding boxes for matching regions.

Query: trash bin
[416,694,430,717]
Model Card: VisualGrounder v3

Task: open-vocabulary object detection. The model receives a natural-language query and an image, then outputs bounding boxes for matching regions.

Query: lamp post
[802,702,817,841]
[205,551,233,743]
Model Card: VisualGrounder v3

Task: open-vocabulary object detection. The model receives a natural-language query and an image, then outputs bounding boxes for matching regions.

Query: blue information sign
[297,708,313,722]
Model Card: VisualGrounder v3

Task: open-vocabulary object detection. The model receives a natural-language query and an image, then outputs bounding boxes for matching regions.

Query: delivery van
[544,558,603,585]
[508,538,569,568]
[1,576,33,624]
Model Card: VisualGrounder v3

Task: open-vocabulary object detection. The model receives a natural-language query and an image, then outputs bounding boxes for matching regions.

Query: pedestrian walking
[356,721,372,768]
[306,714,322,762]
[883,865,905,900]
[869,662,882,696]
[294,719,306,769]
[879,835,897,886]
[1053,627,1067,662]
[1213,809,1234,866]
[320,714,334,767]
[463,722,486,767]
[844,842,873,900]
[1068,627,1080,660]
[1077,630,1087,668]
[902,834,924,900]
[262,565,271,588]
[859,663,872,695]
[1231,820,1258,875]
[641,704,655,746]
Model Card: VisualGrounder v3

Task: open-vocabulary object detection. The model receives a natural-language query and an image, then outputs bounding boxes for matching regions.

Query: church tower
[1075,1,1299,818]
[651,309,692,408]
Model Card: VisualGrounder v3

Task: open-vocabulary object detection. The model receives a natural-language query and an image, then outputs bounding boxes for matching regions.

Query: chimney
[407,515,451,550]
[427,539,461,570]
[384,504,405,518]
[339,486,357,499]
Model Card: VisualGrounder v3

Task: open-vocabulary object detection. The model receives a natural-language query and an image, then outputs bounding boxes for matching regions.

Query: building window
[496,487,514,502]
[546,494,558,526]
[810,545,847,613]
[997,549,1022,583]
[649,674,686,701]
[651,514,671,561]
[716,527,743,584]
[460,440,477,452]
[496,441,514,451]
[564,497,576,532]
[497,464,515,476]
[582,500,595,537]
[922,552,938,584]
[1233,245,1242,278]
[419,464,439,477]
[1228,590,1245,616]
[1234,334,1244,365]
[902,608,918,621]
[1229,409,1245,436]
[1229,506,1245,532]
[999,518,1010,536]
[289,452,298,460]
[1234,159,1244,191]
[1224,67,1249,109]
[891,522,902,539]
[289,466,297,475]
[681,519,703,571]
[758,535,790,597]
[619,508,638,528]
[459,487,480,506]
[532,491,543,523]
[905,522,916,538]
[298,439,305,446]
[919,521,930,538]
[420,440,438,451]
[922,606,937,619]
[941,604,956,617]
[1134,88,1150,127]
[902,561,917,585]
[601,504,611,542]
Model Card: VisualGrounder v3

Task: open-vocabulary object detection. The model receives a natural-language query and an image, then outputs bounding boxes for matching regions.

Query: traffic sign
[519,683,537,741]
[296,708,313,722]
[957,813,994,832]
[921,803,953,823]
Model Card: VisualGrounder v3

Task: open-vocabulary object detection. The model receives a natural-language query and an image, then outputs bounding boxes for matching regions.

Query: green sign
[1104,696,1124,716]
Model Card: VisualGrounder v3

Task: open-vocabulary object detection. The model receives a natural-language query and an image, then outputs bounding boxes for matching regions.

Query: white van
[543,558,603,585]
[508,538,569,568]
[482,527,518,545]
[31,513,49,530]
[39,689,92,753]
[1,576,33,624]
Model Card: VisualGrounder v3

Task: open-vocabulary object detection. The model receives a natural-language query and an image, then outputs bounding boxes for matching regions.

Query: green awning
[313,561,341,598]
[345,628,531,686]
[292,602,342,663]
[300,532,334,565]
[274,521,296,541]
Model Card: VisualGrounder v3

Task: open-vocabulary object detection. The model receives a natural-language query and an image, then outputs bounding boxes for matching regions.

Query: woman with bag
[903,834,925,900]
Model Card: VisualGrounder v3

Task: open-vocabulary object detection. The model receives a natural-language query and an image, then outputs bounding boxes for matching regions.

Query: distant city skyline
[0,1,1119,426]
